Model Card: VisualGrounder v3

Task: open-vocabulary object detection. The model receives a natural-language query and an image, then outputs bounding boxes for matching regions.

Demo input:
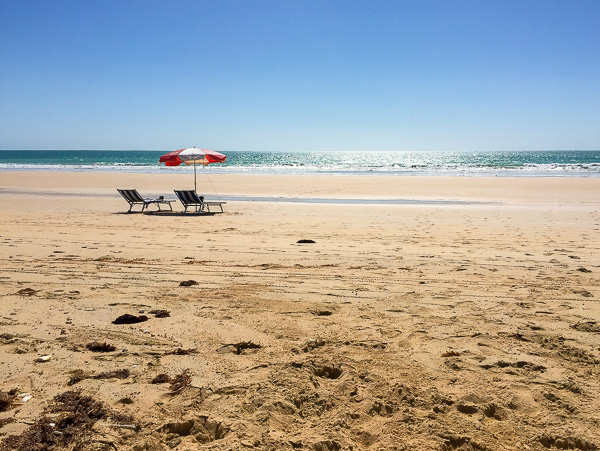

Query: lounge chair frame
[174,190,226,213]
[117,189,174,213]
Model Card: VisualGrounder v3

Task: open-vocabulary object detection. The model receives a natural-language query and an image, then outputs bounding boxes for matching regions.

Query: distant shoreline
[1,166,599,178]
[1,150,598,177]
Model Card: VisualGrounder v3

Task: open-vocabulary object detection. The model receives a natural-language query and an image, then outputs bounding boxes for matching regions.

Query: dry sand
[0,172,599,450]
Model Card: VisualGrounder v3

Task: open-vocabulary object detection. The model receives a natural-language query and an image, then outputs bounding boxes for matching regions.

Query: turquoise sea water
[0,150,599,177]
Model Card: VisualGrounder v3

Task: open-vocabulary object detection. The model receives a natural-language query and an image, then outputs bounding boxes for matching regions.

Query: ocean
[0,150,599,177]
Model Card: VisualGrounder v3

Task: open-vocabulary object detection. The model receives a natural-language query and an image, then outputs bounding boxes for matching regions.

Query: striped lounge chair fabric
[117,189,174,213]
[174,190,225,213]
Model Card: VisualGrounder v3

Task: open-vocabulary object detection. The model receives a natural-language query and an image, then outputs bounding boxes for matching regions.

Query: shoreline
[1,171,600,204]
[2,168,600,178]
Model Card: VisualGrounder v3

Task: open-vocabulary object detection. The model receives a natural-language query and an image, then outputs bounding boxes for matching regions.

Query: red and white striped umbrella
[159,147,227,167]
[159,147,226,192]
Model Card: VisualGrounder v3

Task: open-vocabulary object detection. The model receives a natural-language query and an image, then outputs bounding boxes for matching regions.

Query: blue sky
[1,0,599,151]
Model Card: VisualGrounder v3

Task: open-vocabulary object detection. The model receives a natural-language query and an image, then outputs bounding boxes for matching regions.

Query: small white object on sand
[35,355,53,362]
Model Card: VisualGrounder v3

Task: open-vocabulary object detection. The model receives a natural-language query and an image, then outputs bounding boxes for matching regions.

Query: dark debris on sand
[442,351,461,357]
[150,371,192,391]
[169,371,192,391]
[315,310,333,316]
[218,341,263,355]
[164,347,196,355]
[112,314,149,324]
[94,369,130,380]
[86,341,117,352]
[0,390,139,451]
[179,280,199,287]
[67,370,86,386]
[151,373,172,384]
[0,391,17,412]
[67,369,130,386]
[149,309,171,318]
[0,418,15,428]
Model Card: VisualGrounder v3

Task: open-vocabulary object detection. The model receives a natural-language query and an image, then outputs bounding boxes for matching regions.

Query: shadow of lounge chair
[174,190,226,213]
[117,189,174,213]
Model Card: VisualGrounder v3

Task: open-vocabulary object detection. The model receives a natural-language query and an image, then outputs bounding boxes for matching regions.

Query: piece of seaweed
[112,314,148,324]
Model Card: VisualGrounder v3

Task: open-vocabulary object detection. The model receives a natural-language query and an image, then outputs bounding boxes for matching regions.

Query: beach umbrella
[159,147,227,193]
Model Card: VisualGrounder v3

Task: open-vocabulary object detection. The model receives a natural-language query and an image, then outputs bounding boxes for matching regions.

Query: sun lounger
[117,189,174,213]
[174,190,226,213]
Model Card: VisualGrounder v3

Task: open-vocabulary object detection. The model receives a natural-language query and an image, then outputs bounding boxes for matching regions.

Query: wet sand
[0,172,599,450]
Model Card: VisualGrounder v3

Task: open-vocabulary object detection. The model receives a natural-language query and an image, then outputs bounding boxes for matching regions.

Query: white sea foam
[1,151,599,177]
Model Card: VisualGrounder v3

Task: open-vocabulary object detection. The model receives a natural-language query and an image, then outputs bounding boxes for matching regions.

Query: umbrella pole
[194,163,197,193]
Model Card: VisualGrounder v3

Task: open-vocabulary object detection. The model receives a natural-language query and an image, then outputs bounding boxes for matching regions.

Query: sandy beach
[0,172,599,450]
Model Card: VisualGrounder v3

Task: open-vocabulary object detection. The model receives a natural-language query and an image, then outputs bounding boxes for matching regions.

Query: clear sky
[1,0,599,151]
